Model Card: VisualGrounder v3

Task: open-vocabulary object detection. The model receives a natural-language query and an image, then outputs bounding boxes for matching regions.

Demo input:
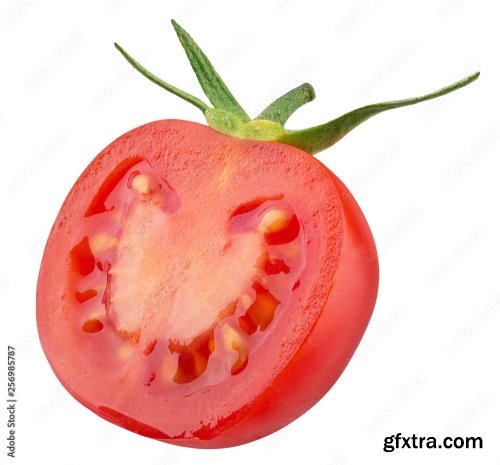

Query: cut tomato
[37,120,378,447]
[37,19,478,449]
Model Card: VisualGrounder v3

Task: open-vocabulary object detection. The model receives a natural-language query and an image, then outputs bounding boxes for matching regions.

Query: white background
[1,0,499,464]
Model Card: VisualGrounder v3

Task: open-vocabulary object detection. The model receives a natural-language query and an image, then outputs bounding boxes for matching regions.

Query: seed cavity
[85,157,144,217]
[264,256,290,275]
[82,318,104,333]
[72,157,306,389]
[230,194,284,218]
[173,351,208,385]
[75,289,98,303]
[239,282,280,335]
[70,236,95,276]
[143,339,157,356]
[145,372,156,387]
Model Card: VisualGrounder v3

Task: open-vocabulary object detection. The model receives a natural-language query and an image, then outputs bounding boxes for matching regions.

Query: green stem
[278,72,480,155]
[114,42,209,113]
[257,83,315,125]
[115,21,479,156]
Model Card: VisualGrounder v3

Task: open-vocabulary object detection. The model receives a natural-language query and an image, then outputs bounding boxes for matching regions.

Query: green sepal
[205,108,244,135]
[171,20,250,122]
[256,83,315,125]
[206,109,285,141]
[116,21,479,157]
[277,72,480,155]
[114,43,209,113]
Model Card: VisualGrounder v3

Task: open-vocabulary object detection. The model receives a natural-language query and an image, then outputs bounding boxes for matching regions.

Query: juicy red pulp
[69,159,305,388]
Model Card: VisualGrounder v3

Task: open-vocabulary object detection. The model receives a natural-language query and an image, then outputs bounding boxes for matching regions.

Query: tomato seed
[240,294,252,309]
[90,234,117,253]
[222,324,249,376]
[118,344,134,360]
[231,355,248,376]
[259,209,288,232]
[264,214,300,246]
[242,282,280,332]
[131,174,150,194]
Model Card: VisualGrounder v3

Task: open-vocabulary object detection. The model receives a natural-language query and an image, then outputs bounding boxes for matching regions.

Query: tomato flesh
[37,120,378,447]
[68,157,306,388]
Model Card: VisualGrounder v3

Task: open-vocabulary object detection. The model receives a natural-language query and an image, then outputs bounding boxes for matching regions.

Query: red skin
[218,173,378,447]
[37,120,378,448]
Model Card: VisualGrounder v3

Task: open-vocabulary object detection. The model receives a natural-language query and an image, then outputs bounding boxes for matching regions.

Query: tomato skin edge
[172,167,379,448]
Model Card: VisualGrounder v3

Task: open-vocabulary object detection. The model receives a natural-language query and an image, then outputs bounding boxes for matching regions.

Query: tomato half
[36,120,378,447]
